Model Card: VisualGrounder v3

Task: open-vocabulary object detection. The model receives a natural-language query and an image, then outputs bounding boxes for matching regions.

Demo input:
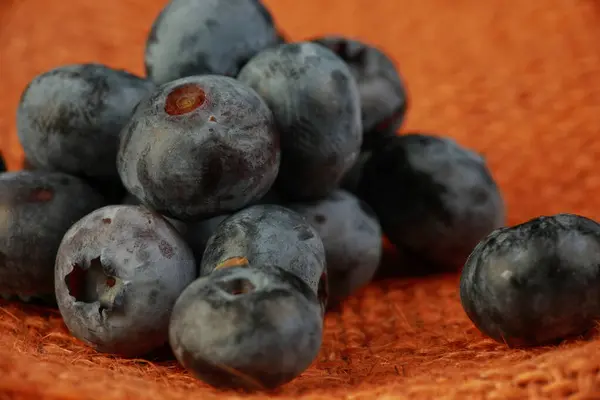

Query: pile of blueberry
[1,0,600,391]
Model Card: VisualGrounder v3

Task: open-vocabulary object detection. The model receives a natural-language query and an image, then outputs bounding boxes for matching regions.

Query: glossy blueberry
[358,134,505,270]
[117,75,280,222]
[145,0,280,85]
[460,214,600,347]
[312,36,408,150]
[0,171,105,299]
[55,205,196,357]
[238,42,362,200]
[169,265,323,390]
[200,205,328,310]
[287,190,382,306]
[17,64,155,183]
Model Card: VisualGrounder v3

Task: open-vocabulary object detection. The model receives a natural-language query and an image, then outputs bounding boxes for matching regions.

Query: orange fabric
[1,0,600,398]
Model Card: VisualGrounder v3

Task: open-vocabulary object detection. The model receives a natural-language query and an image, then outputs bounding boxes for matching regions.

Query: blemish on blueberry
[294,225,314,241]
[165,84,206,116]
[313,214,326,224]
[217,278,255,296]
[159,240,174,259]
[209,115,217,122]
[205,18,219,30]
[27,188,54,203]
[102,218,112,224]
[65,263,93,303]
[65,257,114,305]
[148,289,159,306]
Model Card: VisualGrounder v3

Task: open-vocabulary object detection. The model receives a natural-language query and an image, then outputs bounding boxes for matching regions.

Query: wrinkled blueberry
[312,36,407,150]
[0,171,105,298]
[238,42,362,200]
[121,192,187,235]
[17,64,155,183]
[358,134,505,270]
[55,205,196,357]
[460,214,600,347]
[145,0,281,84]
[287,190,382,306]
[169,265,323,390]
[117,75,280,221]
[200,204,328,310]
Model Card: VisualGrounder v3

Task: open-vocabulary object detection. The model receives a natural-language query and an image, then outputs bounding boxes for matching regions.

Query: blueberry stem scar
[164,84,206,116]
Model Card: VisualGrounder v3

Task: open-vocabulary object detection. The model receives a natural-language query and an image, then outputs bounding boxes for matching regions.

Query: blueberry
[238,42,362,200]
[117,75,280,221]
[200,204,328,310]
[145,0,281,85]
[54,205,196,357]
[0,153,5,172]
[184,215,228,266]
[460,214,600,347]
[169,265,323,390]
[121,192,187,235]
[0,171,105,299]
[340,151,372,194]
[358,133,505,270]
[287,190,382,306]
[312,36,408,150]
[17,64,155,184]
[183,190,286,265]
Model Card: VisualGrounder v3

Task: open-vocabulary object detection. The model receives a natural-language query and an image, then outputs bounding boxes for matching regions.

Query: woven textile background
[1,0,600,399]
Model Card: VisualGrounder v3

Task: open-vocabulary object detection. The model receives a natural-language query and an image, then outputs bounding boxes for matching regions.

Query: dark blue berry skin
[237,42,363,200]
[200,205,328,310]
[340,151,371,194]
[117,75,280,222]
[54,205,196,357]
[287,190,382,306]
[0,171,105,299]
[183,191,284,265]
[311,36,408,151]
[169,265,323,390]
[460,214,600,347]
[121,192,187,235]
[17,64,155,184]
[358,134,505,271]
[0,153,5,172]
[145,0,280,85]
[184,215,228,266]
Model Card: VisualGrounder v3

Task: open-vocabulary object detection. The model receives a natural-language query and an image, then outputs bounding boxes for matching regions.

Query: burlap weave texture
[1,0,600,398]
